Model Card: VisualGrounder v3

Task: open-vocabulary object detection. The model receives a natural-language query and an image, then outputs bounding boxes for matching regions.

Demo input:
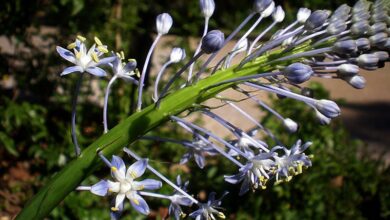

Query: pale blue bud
[351,21,370,36]
[297,8,312,24]
[344,75,366,89]
[156,13,173,35]
[283,63,313,84]
[356,38,371,51]
[200,0,215,18]
[169,47,186,63]
[337,64,360,76]
[253,0,273,14]
[370,32,388,48]
[314,99,341,119]
[201,30,225,54]
[333,40,357,54]
[305,10,330,30]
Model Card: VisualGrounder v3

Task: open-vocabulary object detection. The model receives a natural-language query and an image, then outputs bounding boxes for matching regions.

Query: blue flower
[79,156,162,216]
[180,134,218,169]
[224,151,275,195]
[189,192,228,220]
[272,140,312,183]
[56,37,115,77]
[111,56,138,84]
[168,175,194,220]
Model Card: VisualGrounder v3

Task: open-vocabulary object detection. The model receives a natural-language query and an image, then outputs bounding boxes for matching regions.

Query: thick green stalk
[16,43,314,219]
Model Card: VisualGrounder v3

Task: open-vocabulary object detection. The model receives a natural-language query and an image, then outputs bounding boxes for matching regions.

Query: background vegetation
[1,0,389,219]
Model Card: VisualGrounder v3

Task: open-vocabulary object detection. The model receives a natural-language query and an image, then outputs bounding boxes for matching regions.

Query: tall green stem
[16,42,314,220]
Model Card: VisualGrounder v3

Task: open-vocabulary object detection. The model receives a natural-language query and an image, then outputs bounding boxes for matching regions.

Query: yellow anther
[135,69,140,78]
[286,176,293,182]
[132,198,140,205]
[309,154,314,159]
[98,46,108,53]
[259,176,265,182]
[77,35,86,42]
[218,212,226,219]
[111,207,119,211]
[67,42,77,50]
[94,36,103,46]
[261,185,267,190]
[128,58,136,62]
[111,166,117,172]
[92,52,100,63]
[108,188,113,192]
[297,164,303,174]
[180,212,187,218]
[75,51,81,59]
[130,171,137,179]
[120,51,125,60]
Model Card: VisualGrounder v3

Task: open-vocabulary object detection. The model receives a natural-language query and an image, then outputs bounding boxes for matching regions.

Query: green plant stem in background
[16,42,315,219]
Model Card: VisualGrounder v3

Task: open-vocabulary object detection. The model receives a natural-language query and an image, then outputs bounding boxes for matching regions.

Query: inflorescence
[56,0,390,218]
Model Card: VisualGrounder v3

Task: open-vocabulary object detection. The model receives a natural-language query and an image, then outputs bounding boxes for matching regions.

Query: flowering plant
[16,0,390,219]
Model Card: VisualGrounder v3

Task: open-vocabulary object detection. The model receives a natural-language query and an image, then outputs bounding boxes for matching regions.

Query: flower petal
[86,66,106,77]
[127,192,150,215]
[126,159,148,179]
[98,56,116,66]
[134,179,162,190]
[123,60,137,72]
[60,66,83,76]
[114,193,126,209]
[56,46,76,63]
[90,180,109,196]
[111,156,126,179]
[194,153,205,169]
[110,198,124,220]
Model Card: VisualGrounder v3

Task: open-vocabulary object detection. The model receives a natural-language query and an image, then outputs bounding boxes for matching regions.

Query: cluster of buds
[55,0,389,219]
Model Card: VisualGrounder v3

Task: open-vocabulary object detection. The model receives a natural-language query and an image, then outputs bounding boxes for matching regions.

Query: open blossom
[168,175,194,220]
[56,37,115,77]
[189,192,228,220]
[78,156,162,216]
[180,134,218,169]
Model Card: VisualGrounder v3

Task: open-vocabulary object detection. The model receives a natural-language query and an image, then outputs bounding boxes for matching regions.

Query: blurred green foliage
[1,0,389,219]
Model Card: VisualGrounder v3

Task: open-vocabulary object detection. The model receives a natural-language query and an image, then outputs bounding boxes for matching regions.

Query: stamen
[77,35,86,42]
[67,42,77,50]
[92,52,100,63]
[94,36,103,46]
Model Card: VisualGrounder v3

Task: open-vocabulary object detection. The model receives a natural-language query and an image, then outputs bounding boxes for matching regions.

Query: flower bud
[253,0,273,14]
[169,47,186,63]
[337,64,360,76]
[353,0,371,14]
[369,22,388,35]
[373,51,389,62]
[314,99,340,119]
[261,1,275,17]
[351,21,370,36]
[372,11,388,23]
[370,32,388,48]
[356,54,379,70]
[343,75,366,89]
[297,8,311,24]
[356,38,371,51]
[327,20,347,35]
[315,109,331,125]
[201,30,225,54]
[200,0,215,19]
[330,4,351,22]
[304,10,330,31]
[283,118,298,133]
[156,13,173,35]
[283,63,313,84]
[272,6,285,23]
[352,11,370,23]
[333,40,357,54]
